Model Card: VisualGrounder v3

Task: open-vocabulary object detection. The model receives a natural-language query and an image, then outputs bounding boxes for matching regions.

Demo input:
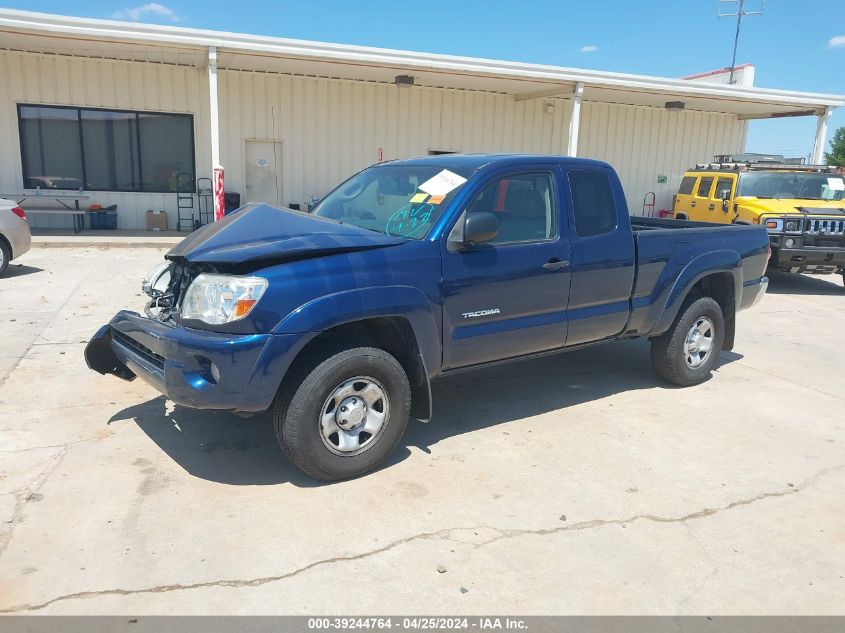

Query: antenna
[719,0,765,84]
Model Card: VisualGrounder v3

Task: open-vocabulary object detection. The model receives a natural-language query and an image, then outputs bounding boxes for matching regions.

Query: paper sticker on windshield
[419,170,467,197]
[827,177,845,191]
[385,203,434,238]
[428,194,445,205]
[410,193,428,203]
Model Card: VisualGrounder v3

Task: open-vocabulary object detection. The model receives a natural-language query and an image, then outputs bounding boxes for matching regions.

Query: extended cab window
[465,172,557,244]
[678,176,696,195]
[696,177,714,198]
[568,170,617,237]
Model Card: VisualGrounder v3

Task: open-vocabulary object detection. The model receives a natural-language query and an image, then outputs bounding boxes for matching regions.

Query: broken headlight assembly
[180,274,268,325]
[142,260,177,318]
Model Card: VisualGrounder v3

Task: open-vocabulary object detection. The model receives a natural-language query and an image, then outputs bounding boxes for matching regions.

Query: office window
[568,170,617,237]
[19,104,195,192]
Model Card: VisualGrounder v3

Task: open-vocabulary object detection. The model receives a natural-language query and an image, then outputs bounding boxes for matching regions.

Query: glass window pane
[696,177,714,198]
[569,170,617,237]
[19,106,84,189]
[467,172,556,245]
[81,110,140,191]
[138,113,194,192]
[678,176,696,195]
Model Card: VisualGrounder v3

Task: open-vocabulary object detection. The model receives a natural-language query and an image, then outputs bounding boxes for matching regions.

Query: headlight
[784,219,801,232]
[764,219,783,233]
[181,274,268,324]
[142,261,172,297]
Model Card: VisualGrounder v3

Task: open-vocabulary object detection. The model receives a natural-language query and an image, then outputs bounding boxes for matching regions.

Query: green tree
[824,126,845,166]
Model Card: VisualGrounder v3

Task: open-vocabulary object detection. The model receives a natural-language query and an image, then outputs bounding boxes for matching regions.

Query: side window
[569,170,617,238]
[696,177,714,198]
[678,176,696,195]
[715,177,733,199]
[466,172,557,244]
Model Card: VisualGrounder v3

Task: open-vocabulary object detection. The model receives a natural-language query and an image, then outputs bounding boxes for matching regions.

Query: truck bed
[624,215,770,337]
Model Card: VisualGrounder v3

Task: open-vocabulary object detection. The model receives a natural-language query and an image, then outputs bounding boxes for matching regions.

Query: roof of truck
[385,154,610,171]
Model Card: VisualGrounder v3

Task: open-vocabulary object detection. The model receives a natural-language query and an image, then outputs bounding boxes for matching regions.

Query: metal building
[0,10,842,230]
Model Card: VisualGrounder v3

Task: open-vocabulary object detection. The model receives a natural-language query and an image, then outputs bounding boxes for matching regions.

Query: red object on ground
[658,209,675,219]
[213,166,225,221]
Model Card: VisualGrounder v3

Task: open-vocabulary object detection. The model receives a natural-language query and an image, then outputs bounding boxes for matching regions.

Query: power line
[718,0,765,84]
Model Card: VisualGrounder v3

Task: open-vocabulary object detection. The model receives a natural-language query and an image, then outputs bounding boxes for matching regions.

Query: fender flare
[274,286,441,420]
[651,250,742,337]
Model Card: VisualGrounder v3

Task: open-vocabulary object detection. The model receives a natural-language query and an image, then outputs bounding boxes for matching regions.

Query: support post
[812,107,832,165]
[566,82,584,157]
[208,46,224,220]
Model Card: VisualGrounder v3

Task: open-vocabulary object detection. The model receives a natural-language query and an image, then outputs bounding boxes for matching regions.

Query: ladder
[175,171,196,232]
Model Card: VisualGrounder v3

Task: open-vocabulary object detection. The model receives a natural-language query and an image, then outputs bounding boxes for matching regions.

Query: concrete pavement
[0,248,843,614]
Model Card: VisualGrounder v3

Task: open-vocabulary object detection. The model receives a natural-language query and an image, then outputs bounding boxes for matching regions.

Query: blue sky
[5,0,844,159]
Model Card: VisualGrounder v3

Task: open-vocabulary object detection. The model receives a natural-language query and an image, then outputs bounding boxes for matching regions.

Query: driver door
[440,168,572,370]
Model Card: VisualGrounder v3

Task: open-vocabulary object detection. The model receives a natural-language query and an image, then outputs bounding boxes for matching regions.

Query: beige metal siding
[218,71,572,207]
[0,50,212,229]
[578,102,747,214]
[0,50,747,229]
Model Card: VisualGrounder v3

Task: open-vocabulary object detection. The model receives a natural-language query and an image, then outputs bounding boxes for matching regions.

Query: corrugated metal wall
[579,102,746,213]
[0,50,212,230]
[218,71,572,208]
[0,50,746,229]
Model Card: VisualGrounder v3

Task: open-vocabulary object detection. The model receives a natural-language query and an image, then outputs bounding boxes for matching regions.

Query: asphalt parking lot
[1,247,843,615]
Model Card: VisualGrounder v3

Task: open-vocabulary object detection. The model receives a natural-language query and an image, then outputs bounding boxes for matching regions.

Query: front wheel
[650,296,725,386]
[273,346,411,481]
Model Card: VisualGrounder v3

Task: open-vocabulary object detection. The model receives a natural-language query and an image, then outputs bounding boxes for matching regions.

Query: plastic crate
[90,209,118,230]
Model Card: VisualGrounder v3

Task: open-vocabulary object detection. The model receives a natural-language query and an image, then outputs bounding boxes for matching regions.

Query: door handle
[543,259,570,271]
[708,203,715,211]
[690,201,696,207]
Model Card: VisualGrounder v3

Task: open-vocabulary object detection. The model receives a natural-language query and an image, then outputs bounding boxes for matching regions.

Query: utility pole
[719,0,764,84]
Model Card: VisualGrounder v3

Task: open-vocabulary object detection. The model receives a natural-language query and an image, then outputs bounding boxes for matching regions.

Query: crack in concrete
[3,464,841,614]
[0,439,91,558]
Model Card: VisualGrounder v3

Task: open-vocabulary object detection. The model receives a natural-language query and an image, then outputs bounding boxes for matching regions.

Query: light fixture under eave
[665,101,686,110]
[394,75,415,88]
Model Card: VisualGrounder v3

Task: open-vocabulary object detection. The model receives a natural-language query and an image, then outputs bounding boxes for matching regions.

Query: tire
[650,296,725,387]
[273,346,411,481]
[0,239,9,277]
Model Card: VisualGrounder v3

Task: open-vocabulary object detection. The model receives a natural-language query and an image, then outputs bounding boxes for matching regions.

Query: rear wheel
[0,239,9,276]
[273,346,411,481]
[650,296,725,386]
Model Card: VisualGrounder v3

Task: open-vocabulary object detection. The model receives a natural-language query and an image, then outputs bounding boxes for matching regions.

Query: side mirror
[449,211,499,249]
[718,189,731,200]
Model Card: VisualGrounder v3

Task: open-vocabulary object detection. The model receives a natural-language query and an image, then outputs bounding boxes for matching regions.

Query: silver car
[0,198,32,276]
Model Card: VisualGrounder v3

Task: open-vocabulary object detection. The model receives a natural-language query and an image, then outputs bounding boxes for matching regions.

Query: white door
[244,140,283,205]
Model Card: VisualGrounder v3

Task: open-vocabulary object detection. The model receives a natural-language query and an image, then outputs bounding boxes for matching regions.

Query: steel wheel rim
[318,375,389,456]
[684,316,715,369]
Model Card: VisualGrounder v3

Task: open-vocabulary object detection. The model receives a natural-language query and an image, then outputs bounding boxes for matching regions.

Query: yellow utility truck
[673,156,845,283]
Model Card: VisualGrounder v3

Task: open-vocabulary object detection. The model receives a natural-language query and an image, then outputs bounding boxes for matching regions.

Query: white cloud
[828,35,845,48]
[112,3,182,22]
[580,45,598,53]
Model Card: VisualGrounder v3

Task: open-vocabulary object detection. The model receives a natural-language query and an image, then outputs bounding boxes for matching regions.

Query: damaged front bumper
[84,311,304,414]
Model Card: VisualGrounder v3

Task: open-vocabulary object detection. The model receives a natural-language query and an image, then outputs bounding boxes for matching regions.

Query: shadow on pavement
[765,270,844,296]
[109,338,742,487]
[2,264,44,278]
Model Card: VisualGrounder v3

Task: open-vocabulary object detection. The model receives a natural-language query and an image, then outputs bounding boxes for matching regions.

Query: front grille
[112,329,165,371]
[805,218,845,235]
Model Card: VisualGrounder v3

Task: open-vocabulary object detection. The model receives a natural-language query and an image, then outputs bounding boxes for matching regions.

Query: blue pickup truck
[86,154,769,480]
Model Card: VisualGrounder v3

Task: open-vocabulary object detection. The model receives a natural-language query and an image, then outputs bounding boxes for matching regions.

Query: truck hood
[736,196,845,216]
[166,203,404,265]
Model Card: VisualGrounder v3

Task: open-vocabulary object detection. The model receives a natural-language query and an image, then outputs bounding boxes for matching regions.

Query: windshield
[736,171,845,201]
[312,164,474,239]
